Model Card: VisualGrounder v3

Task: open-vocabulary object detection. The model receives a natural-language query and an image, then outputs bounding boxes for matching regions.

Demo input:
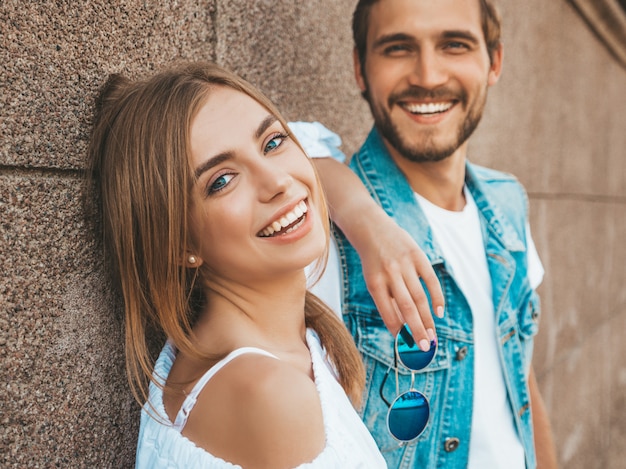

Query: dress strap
[173,347,278,432]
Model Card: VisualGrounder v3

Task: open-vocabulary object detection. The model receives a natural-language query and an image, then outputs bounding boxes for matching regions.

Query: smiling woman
[185,86,328,283]
[86,61,386,469]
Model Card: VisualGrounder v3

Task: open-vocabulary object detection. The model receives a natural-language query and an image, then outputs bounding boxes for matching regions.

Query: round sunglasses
[380,324,437,442]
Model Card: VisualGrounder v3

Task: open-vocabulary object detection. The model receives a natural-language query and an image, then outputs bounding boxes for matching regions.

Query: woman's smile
[258,199,308,237]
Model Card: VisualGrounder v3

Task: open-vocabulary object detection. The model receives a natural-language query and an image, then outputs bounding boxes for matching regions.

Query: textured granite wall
[1,1,624,467]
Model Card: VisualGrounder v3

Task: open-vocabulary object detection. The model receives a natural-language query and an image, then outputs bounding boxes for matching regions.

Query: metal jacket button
[444,437,460,452]
[456,346,468,361]
[530,301,540,320]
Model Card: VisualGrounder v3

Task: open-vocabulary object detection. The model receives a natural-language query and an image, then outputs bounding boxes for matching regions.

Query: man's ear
[488,43,504,86]
[353,48,367,93]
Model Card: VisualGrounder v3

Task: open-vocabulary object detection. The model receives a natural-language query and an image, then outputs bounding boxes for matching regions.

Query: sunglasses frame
[379,324,437,443]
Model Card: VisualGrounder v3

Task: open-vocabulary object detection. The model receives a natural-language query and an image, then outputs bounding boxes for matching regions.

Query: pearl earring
[188,255,197,265]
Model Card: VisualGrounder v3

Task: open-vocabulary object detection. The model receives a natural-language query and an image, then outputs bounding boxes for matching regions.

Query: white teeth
[284,218,305,234]
[259,200,309,237]
[403,102,453,114]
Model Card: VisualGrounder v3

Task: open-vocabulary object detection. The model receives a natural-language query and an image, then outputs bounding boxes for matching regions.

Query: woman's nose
[254,158,294,202]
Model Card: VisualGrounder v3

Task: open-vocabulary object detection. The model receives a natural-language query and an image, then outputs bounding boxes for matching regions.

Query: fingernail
[436,306,444,318]
[419,339,430,352]
[427,328,436,342]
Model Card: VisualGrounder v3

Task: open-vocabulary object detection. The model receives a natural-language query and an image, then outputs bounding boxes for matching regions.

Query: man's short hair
[352,0,502,75]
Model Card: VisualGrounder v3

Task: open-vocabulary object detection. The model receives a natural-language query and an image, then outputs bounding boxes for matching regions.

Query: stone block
[0,173,135,466]
[0,1,217,169]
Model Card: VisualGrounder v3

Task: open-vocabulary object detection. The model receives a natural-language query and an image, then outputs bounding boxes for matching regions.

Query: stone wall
[1,1,624,467]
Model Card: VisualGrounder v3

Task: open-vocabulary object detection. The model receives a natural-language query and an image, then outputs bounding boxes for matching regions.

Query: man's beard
[366,86,487,163]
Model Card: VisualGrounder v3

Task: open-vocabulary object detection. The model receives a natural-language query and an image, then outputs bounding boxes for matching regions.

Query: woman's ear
[184,254,204,268]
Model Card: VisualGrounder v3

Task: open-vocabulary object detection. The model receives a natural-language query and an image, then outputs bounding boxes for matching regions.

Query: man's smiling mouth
[258,200,308,237]
[400,101,453,115]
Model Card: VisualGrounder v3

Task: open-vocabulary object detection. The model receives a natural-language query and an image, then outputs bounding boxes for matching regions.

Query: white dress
[135,329,387,468]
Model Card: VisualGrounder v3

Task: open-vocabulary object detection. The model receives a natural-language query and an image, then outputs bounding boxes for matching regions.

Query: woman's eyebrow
[255,114,278,139]
[194,152,232,179]
[194,114,278,179]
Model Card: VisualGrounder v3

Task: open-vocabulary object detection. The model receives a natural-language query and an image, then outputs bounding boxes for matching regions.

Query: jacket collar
[353,127,524,264]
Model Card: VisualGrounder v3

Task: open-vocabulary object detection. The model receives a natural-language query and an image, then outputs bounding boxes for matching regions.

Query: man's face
[355,0,502,163]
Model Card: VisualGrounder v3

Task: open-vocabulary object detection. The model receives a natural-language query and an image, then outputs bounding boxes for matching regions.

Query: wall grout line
[529,192,626,204]
[0,165,84,179]
[536,302,626,379]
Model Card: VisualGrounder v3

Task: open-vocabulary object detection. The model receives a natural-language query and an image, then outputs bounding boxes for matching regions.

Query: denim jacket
[334,128,540,468]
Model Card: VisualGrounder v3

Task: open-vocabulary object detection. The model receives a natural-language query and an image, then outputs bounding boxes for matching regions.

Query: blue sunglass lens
[387,390,429,441]
[396,324,436,371]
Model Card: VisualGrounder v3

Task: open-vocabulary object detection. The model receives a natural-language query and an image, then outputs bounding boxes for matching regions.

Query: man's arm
[528,366,558,468]
[313,156,444,348]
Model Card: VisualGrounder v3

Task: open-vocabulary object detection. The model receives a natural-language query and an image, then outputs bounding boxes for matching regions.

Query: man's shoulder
[468,162,521,185]
[467,163,529,240]
[467,162,528,205]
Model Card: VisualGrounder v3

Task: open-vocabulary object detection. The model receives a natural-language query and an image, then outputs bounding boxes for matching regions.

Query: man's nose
[408,48,448,89]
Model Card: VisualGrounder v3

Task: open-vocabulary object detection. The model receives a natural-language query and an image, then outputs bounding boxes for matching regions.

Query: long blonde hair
[87,61,364,407]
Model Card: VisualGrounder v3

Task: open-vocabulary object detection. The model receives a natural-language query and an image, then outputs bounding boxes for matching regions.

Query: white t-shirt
[417,187,542,469]
[308,187,543,469]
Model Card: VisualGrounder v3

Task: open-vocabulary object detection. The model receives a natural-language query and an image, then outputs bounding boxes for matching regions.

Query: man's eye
[383,44,411,55]
[264,133,288,154]
[208,173,235,194]
[445,41,470,51]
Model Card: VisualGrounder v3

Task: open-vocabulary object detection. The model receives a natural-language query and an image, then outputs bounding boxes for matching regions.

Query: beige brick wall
[1,1,624,467]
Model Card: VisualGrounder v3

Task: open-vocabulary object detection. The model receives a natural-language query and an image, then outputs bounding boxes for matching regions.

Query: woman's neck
[193,271,309,354]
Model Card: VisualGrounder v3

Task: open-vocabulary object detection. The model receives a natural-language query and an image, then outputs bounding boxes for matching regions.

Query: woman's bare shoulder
[183,352,326,468]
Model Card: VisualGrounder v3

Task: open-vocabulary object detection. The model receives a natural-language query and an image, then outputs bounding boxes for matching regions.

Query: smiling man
[301,0,559,467]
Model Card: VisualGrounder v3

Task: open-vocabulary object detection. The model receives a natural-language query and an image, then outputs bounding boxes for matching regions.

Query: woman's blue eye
[208,173,234,194]
[264,133,287,153]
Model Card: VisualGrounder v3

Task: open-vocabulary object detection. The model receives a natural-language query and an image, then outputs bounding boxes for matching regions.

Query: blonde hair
[87,62,364,407]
